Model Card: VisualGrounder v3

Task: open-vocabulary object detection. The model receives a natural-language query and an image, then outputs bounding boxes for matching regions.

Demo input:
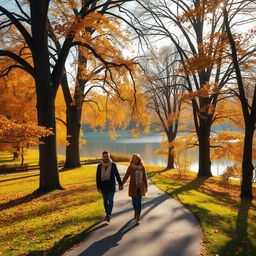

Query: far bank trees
[140,47,186,169]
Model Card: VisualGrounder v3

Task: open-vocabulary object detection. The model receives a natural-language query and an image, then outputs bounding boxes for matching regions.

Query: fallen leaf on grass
[202,238,211,243]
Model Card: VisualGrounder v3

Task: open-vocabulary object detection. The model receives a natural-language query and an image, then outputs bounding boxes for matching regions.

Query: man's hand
[119,186,124,191]
[97,189,101,193]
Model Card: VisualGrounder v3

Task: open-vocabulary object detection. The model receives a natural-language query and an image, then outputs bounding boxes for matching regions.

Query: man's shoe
[106,215,110,222]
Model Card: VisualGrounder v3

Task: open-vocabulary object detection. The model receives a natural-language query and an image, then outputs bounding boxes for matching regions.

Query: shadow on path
[110,192,170,221]
[219,199,256,256]
[26,221,108,256]
[79,220,136,256]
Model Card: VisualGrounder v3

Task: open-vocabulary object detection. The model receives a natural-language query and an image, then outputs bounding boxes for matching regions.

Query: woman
[122,154,148,224]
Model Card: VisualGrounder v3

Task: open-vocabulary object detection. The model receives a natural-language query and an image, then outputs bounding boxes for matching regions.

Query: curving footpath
[63,164,203,256]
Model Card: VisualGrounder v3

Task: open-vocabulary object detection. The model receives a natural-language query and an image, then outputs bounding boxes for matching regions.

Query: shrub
[221,164,240,183]
[110,152,131,162]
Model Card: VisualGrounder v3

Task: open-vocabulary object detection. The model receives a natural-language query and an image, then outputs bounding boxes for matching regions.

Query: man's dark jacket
[96,162,122,192]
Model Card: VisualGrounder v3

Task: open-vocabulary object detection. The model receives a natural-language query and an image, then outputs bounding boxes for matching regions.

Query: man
[96,151,123,222]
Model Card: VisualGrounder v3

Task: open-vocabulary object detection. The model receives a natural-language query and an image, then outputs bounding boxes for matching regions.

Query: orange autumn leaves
[0,115,53,152]
[0,69,49,152]
[0,0,148,152]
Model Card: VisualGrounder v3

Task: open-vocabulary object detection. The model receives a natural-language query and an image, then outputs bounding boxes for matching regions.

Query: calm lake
[72,131,230,176]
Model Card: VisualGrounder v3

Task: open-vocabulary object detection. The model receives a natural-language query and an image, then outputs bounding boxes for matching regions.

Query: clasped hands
[97,185,123,193]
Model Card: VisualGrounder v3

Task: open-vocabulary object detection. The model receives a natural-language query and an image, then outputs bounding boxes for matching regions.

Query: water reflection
[80,132,166,166]
[58,131,232,176]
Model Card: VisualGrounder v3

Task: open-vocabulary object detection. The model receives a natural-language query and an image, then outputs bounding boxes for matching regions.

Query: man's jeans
[132,189,142,216]
[102,190,115,216]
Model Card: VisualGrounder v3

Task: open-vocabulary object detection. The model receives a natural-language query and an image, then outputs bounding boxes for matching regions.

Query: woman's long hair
[130,153,143,166]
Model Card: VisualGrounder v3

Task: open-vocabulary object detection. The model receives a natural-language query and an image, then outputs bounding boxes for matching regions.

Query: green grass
[0,149,66,167]
[0,166,104,256]
[145,164,256,256]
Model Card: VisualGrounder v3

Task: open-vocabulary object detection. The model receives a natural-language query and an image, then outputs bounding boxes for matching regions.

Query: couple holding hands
[96,151,148,225]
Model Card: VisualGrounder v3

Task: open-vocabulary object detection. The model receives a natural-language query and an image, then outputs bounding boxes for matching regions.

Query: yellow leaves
[0,115,53,151]
[49,1,128,48]
[80,64,150,136]
[179,5,204,23]
[108,130,118,140]
[180,53,214,75]
[155,134,197,170]
[0,70,36,124]
[182,82,219,102]
[130,128,140,138]
[82,88,149,136]
[210,131,244,162]
[213,98,244,128]
[178,0,225,23]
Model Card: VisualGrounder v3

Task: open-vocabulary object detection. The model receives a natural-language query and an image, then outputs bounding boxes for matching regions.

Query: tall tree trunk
[30,0,63,192]
[222,5,254,199]
[64,105,81,168]
[240,125,254,199]
[167,145,175,169]
[37,92,62,192]
[197,121,212,177]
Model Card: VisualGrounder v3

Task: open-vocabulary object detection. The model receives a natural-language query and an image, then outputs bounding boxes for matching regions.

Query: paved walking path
[63,165,203,256]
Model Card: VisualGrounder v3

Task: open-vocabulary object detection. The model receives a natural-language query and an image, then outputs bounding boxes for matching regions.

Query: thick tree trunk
[37,93,62,192]
[223,4,255,199]
[30,1,63,192]
[240,126,254,199]
[167,145,175,169]
[64,105,81,168]
[197,122,212,177]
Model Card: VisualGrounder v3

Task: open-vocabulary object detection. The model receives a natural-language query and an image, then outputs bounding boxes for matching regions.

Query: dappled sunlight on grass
[146,164,256,256]
[0,149,66,167]
[0,166,103,256]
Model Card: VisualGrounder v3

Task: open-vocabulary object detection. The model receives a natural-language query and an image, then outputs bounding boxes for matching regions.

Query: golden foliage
[55,88,69,146]
[81,66,150,137]
[210,131,256,163]
[0,69,36,123]
[0,115,53,152]
[179,0,225,23]
[213,98,244,128]
[182,82,220,101]
[155,133,197,169]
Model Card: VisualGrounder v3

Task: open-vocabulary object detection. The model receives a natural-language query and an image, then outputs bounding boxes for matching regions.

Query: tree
[140,46,186,169]
[0,115,53,165]
[48,0,145,169]
[222,0,256,199]
[130,0,253,177]
[81,79,150,136]
[0,0,133,192]
[0,65,38,160]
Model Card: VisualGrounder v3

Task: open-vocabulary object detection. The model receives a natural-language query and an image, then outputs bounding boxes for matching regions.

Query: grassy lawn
[0,166,104,256]
[145,164,256,256]
[0,150,66,167]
